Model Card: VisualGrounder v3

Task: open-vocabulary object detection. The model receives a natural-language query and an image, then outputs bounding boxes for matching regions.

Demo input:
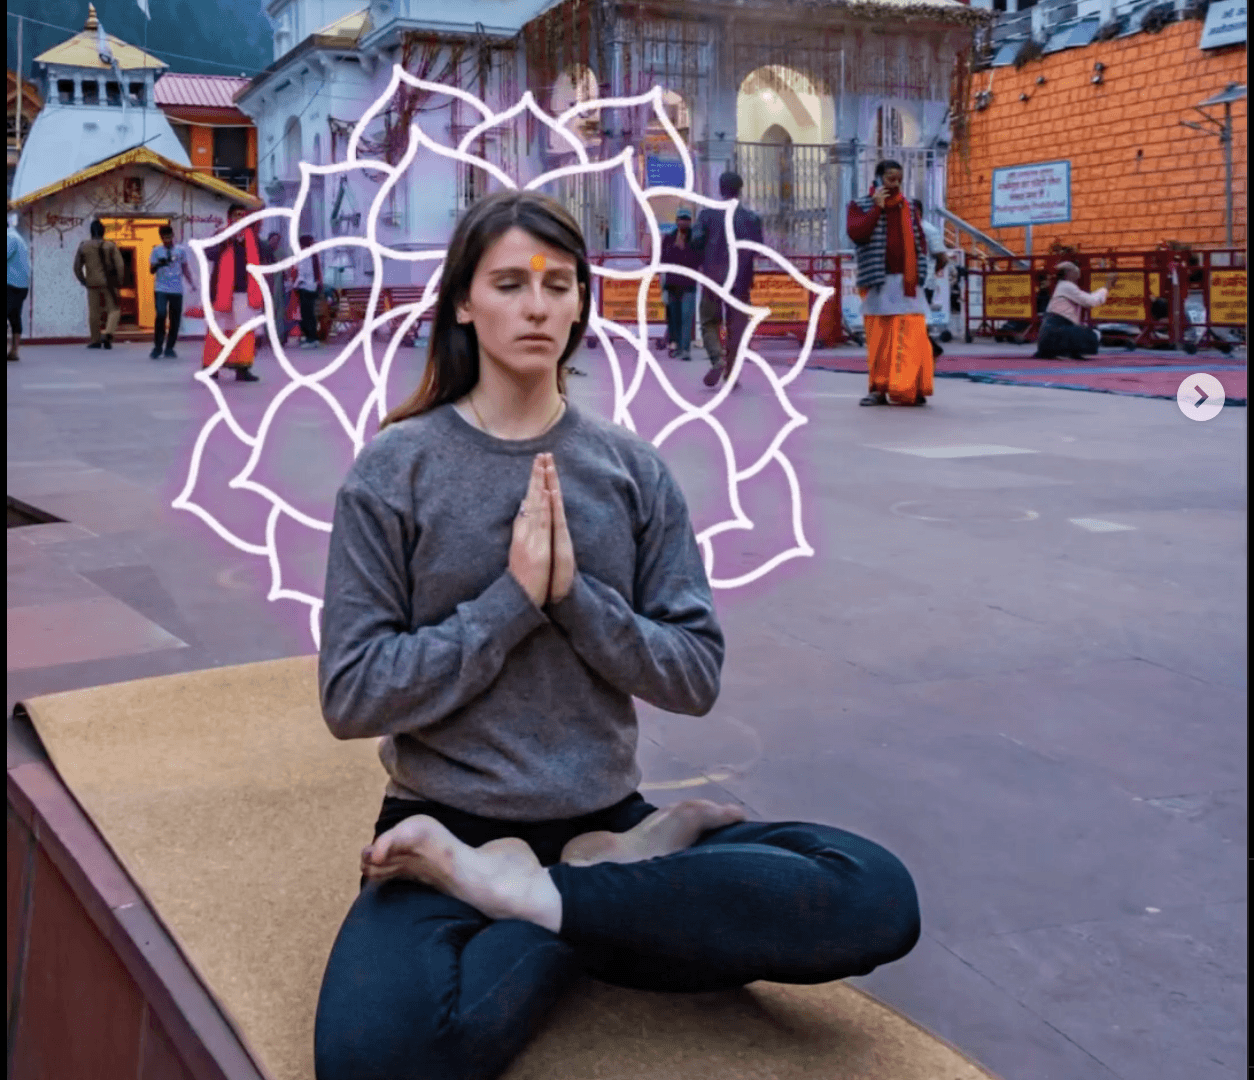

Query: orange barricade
[324,252,850,355]
[964,249,1246,353]
[591,251,845,350]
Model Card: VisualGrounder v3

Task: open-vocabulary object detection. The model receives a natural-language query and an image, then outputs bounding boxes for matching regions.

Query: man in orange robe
[846,160,932,407]
[202,204,264,383]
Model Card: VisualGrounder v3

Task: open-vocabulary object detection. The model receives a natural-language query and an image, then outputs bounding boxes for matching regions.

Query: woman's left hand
[545,455,576,605]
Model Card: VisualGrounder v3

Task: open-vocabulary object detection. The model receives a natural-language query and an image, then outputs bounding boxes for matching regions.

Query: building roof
[8,145,263,210]
[153,73,252,109]
[681,0,991,26]
[8,71,44,115]
[358,0,563,44]
[357,0,986,45]
[9,103,191,200]
[317,8,372,44]
[33,4,166,71]
[235,8,379,107]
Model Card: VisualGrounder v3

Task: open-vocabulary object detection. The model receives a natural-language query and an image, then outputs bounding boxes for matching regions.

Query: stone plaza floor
[6,338,1248,1080]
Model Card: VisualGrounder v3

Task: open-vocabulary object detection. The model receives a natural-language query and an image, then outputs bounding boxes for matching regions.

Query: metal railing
[734,142,831,255]
[212,166,256,193]
[939,207,1022,263]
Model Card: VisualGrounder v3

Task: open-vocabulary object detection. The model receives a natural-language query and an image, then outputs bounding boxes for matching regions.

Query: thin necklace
[468,392,565,440]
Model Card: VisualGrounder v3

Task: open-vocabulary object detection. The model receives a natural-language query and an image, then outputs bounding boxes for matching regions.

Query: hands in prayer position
[508,452,576,610]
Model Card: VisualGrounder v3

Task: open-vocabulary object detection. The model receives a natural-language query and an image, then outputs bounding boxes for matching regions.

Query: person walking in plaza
[265,230,298,346]
[661,207,702,361]
[149,225,195,359]
[1034,261,1117,360]
[73,219,125,350]
[691,171,764,388]
[202,204,262,382]
[7,207,30,363]
[847,161,931,406]
[294,234,323,349]
[313,189,920,1080]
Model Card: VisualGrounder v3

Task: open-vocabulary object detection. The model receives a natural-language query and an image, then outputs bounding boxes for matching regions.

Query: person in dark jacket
[294,234,324,348]
[691,171,764,387]
[660,208,702,361]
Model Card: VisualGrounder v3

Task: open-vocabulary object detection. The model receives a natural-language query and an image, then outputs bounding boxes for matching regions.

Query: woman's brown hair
[379,190,592,431]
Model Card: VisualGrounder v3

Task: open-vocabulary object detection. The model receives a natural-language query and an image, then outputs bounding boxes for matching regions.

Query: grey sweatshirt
[318,401,724,821]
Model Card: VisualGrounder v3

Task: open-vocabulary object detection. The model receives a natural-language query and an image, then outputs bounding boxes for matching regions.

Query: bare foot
[362,816,562,932]
[559,799,746,867]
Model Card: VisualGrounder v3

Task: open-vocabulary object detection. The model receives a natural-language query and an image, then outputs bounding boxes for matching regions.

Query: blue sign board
[645,156,686,188]
[991,160,1072,228]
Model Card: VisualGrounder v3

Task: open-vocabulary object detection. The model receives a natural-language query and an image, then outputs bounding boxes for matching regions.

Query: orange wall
[948,21,1247,252]
[189,125,214,174]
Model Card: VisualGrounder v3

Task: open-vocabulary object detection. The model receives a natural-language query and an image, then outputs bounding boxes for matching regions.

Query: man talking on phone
[846,160,932,407]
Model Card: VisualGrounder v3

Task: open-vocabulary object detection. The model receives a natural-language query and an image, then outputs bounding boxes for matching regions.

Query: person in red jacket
[846,161,931,407]
[202,204,263,382]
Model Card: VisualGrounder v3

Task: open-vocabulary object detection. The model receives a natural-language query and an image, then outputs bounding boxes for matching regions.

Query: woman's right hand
[508,453,552,608]
[1105,273,1119,289]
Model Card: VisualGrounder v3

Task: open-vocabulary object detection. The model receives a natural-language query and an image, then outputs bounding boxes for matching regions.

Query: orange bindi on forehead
[530,254,546,272]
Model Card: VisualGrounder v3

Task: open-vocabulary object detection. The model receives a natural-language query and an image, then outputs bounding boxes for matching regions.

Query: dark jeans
[665,288,695,355]
[153,291,183,351]
[298,288,319,342]
[8,285,27,337]
[314,792,920,1080]
[1036,312,1100,358]
[699,287,751,368]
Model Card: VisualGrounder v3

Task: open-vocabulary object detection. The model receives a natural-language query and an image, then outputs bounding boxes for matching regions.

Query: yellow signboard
[1091,274,1153,322]
[601,276,666,324]
[984,273,1034,320]
[1209,270,1247,326]
[749,274,811,323]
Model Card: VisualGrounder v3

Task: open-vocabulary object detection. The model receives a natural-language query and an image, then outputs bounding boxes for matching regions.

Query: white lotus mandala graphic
[174,69,832,649]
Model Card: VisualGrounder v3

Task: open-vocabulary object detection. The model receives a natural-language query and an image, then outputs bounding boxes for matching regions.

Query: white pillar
[696,26,737,200]
[605,18,635,252]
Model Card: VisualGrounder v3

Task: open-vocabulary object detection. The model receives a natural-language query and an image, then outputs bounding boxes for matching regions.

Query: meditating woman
[313,189,921,1080]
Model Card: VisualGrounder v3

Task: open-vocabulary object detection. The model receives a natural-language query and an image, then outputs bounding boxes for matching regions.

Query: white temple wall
[15,169,243,340]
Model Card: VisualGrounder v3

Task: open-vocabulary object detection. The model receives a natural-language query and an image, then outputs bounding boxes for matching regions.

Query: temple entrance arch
[735,65,833,252]
[737,65,831,145]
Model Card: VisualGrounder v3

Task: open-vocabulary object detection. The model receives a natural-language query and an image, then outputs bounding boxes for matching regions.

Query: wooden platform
[9,657,999,1080]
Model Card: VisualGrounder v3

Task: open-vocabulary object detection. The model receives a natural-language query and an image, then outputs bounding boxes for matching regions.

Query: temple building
[239,0,989,286]
[8,5,263,342]
[9,4,188,202]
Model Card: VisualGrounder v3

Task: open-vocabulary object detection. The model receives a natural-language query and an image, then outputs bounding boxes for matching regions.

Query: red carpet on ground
[790,347,1247,405]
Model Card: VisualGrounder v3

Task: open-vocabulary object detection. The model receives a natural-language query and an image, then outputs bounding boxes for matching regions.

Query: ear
[455,299,472,325]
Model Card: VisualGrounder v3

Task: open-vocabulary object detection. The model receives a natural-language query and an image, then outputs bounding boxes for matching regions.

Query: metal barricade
[1175,248,1246,355]
[962,249,1247,353]
[591,251,846,351]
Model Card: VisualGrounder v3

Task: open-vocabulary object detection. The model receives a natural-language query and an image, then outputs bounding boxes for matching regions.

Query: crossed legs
[358,799,748,933]
[317,798,919,1080]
